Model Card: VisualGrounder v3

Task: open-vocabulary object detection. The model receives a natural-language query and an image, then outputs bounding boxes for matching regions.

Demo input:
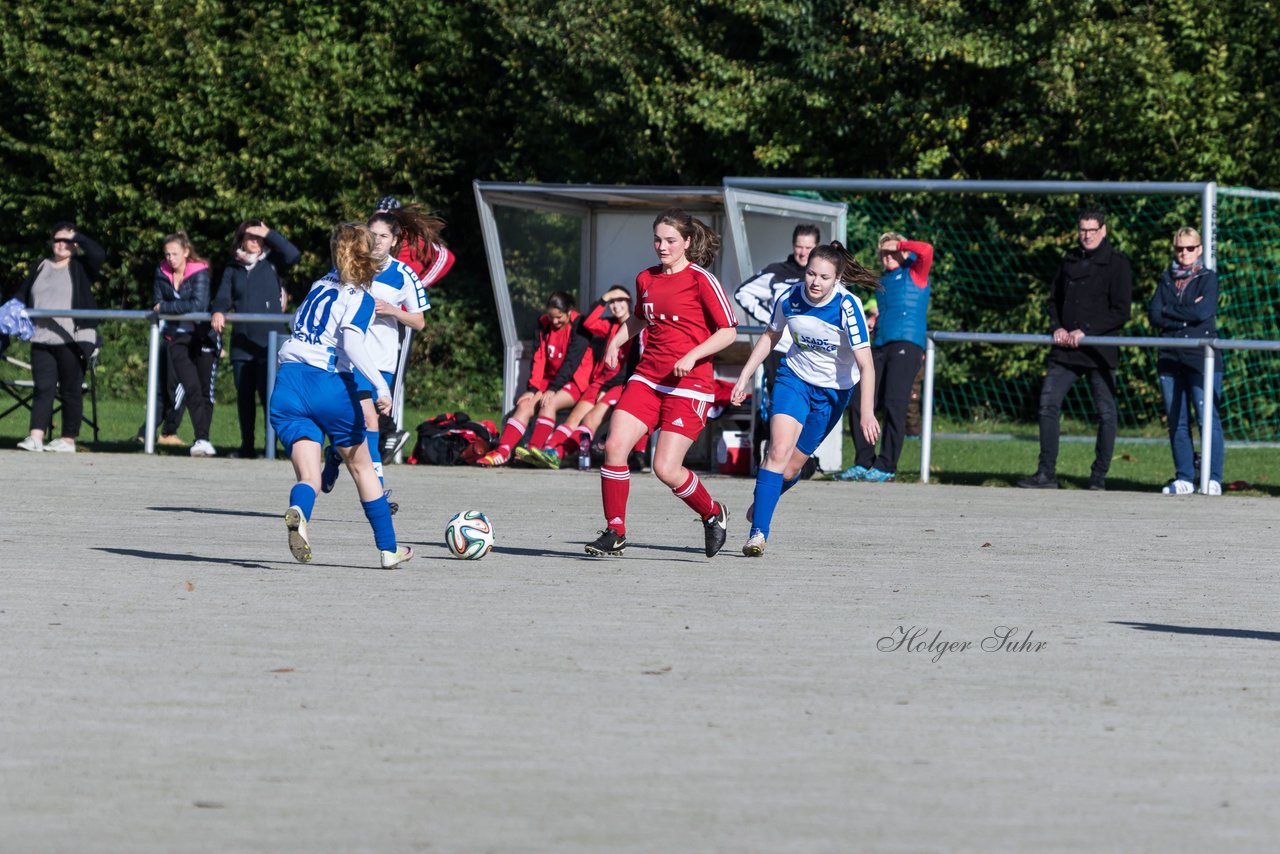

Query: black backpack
[411,412,495,465]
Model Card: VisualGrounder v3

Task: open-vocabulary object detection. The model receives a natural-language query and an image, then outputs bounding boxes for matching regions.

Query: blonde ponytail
[331,222,378,289]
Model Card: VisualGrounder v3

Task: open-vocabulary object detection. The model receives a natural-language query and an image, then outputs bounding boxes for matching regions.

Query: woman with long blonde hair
[269,223,412,569]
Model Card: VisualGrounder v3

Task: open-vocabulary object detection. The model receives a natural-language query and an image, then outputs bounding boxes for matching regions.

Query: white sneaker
[379,545,413,569]
[45,438,76,453]
[190,439,217,457]
[285,506,312,563]
[1161,479,1194,495]
[1204,480,1223,496]
[742,531,767,557]
[17,435,44,452]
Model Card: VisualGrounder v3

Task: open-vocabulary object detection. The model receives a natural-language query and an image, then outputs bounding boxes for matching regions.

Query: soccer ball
[445,510,495,559]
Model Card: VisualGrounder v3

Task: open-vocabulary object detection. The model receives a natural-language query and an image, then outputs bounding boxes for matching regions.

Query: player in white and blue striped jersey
[729,242,883,557]
[269,223,412,570]
[320,207,433,510]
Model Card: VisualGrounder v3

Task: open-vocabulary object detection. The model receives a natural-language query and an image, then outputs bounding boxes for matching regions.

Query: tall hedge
[4,0,1278,413]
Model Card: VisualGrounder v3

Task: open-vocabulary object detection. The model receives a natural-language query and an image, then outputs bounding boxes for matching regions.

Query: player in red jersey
[585,208,738,558]
[478,291,593,466]
[374,196,455,287]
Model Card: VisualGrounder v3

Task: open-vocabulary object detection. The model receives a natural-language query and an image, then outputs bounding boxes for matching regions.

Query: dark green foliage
[3,0,1279,416]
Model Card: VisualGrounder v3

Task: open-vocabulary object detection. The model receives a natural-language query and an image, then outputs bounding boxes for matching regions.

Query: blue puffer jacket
[874,240,933,349]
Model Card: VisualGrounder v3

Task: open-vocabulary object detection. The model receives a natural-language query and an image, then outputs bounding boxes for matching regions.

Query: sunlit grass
[5,394,1275,498]
[833,429,1279,496]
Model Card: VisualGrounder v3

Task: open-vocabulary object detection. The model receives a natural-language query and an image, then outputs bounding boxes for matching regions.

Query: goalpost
[724,178,1280,452]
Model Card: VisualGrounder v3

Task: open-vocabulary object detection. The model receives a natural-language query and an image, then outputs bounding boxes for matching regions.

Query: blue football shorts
[353,369,396,400]
[269,363,366,453]
[768,366,855,456]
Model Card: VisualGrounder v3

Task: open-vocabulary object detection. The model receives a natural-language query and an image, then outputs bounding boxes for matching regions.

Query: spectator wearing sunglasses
[13,223,104,453]
[1019,208,1132,491]
[1148,226,1223,495]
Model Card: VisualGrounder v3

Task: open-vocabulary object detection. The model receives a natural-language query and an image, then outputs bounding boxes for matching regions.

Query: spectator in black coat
[1019,209,1133,491]
[210,220,300,458]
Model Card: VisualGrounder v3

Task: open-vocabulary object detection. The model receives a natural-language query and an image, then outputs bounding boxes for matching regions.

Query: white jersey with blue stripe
[278,272,377,373]
[768,283,872,389]
[335,258,428,374]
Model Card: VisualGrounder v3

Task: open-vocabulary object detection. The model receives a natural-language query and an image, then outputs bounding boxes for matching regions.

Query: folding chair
[0,341,100,442]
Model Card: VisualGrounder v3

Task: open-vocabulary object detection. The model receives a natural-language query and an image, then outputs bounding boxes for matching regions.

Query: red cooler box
[715,429,751,476]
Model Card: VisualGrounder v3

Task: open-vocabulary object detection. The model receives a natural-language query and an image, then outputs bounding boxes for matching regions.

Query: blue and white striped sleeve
[342,290,376,334]
[842,294,871,349]
[396,261,430,312]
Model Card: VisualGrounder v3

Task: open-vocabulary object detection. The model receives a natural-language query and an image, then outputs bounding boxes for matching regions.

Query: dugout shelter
[473,181,848,471]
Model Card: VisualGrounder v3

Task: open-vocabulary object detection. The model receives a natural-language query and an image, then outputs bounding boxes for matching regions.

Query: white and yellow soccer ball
[445,510,495,559]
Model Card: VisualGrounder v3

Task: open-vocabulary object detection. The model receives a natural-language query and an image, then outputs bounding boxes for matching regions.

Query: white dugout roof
[473,181,848,414]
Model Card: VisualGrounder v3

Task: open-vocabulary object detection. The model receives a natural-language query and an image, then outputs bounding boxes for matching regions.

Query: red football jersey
[580,302,625,387]
[632,263,737,400]
[527,310,594,392]
[397,239,455,287]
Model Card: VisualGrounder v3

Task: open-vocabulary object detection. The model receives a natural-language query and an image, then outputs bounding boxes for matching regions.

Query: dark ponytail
[545,291,574,314]
[368,205,447,256]
[810,240,881,291]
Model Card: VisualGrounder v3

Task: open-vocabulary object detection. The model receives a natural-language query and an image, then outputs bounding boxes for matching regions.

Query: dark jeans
[169,336,218,442]
[30,342,85,438]
[1035,361,1118,478]
[232,356,270,454]
[849,341,924,473]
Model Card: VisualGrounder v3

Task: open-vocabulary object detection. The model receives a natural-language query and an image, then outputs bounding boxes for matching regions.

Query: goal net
[783,182,1280,441]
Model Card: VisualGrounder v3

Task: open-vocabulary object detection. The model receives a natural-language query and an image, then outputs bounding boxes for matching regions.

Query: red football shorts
[598,384,623,407]
[586,379,623,407]
[546,381,585,403]
[615,380,709,440]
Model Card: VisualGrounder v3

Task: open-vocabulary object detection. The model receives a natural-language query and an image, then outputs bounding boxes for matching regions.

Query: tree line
[3,0,1276,411]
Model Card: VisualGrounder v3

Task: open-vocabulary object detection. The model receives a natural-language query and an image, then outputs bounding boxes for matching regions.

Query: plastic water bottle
[579,443,591,471]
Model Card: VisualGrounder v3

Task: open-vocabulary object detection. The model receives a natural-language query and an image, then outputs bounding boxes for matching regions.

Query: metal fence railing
[13,309,415,461]
[11,310,1268,486]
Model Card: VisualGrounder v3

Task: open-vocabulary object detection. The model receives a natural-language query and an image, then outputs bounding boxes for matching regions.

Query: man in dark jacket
[1018,209,1132,491]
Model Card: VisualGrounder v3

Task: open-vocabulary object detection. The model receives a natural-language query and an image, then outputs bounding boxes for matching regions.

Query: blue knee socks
[751,469,785,538]
[366,429,384,486]
[361,495,397,551]
[289,483,317,520]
